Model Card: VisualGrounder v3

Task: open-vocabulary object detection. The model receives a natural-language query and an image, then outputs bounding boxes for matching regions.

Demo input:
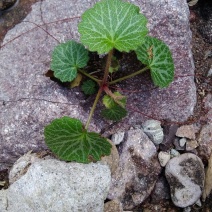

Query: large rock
[0,0,196,169]
[107,128,161,210]
[0,158,111,212]
[165,153,204,208]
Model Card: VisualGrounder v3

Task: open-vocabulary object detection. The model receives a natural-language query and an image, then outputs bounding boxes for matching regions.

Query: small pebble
[158,151,171,167]
[142,120,164,145]
[170,149,180,157]
[179,138,187,147]
[186,140,199,151]
[111,131,125,145]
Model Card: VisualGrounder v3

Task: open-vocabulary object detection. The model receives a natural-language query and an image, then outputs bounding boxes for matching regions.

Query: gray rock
[170,149,180,157]
[0,159,111,212]
[111,131,125,145]
[107,128,161,210]
[198,123,212,160]
[165,153,205,208]
[0,0,196,169]
[142,120,164,145]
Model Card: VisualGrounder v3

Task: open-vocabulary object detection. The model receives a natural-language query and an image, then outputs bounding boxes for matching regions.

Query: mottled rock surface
[0,159,111,212]
[165,153,204,208]
[198,123,212,160]
[0,0,196,169]
[176,124,196,140]
[107,128,161,210]
[104,199,123,212]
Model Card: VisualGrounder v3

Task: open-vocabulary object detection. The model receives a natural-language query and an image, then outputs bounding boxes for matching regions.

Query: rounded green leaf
[51,41,89,82]
[135,36,174,88]
[78,0,148,54]
[81,80,97,95]
[101,105,127,121]
[44,117,112,163]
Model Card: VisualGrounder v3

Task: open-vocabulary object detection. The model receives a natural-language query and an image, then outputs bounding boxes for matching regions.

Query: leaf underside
[44,117,112,163]
[51,41,89,82]
[135,36,174,88]
[102,92,126,109]
[78,0,148,54]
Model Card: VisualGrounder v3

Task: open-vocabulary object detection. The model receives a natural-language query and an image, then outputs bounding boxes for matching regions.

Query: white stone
[0,159,111,212]
[111,131,125,145]
[158,151,171,167]
[179,137,187,147]
[142,120,164,145]
[165,153,204,208]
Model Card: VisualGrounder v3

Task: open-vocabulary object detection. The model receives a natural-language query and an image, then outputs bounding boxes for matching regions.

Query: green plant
[44,0,174,163]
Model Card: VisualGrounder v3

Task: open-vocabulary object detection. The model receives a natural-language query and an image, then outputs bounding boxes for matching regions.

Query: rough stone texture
[198,123,212,160]
[104,199,123,212]
[9,151,41,184]
[176,125,196,140]
[100,140,119,175]
[0,159,111,212]
[142,120,164,145]
[0,0,196,169]
[107,128,161,210]
[150,176,171,203]
[203,93,212,123]
[165,153,205,208]
[185,140,198,151]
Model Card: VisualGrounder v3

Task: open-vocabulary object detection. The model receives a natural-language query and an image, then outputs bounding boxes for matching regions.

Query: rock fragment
[104,199,123,212]
[0,159,111,212]
[108,128,161,210]
[165,153,204,208]
[158,151,171,167]
[142,120,164,145]
[198,123,212,160]
[176,125,196,140]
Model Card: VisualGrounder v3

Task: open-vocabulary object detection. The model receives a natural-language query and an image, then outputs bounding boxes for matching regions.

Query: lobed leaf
[44,117,112,163]
[81,80,97,95]
[78,0,148,54]
[51,41,89,82]
[101,105,127,121]
[135,36,174,88]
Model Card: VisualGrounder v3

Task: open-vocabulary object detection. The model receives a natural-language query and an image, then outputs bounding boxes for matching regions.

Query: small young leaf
[102,95,116,109]
[78,0,148,54]
[101,105,127,121]
[51,40,89,82]
[44,117,112,163]
[135,36,174,88]
[103,92,126,108]
[81,80,97,95]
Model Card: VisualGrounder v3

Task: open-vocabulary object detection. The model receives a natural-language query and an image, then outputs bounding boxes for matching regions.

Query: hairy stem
[78,69,101,85]
[85,87,103,130]
[85,49,114,130]
[109,66,149,85]
[102,49,114,85]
